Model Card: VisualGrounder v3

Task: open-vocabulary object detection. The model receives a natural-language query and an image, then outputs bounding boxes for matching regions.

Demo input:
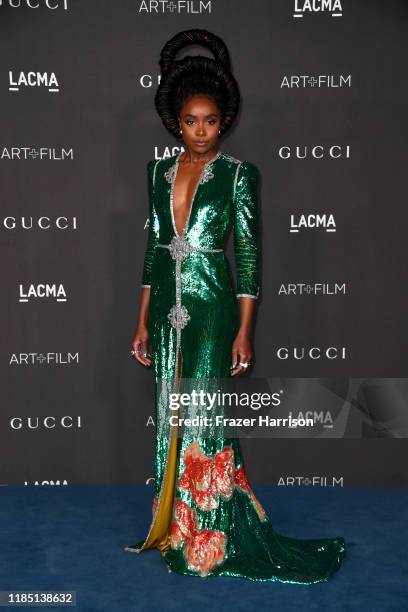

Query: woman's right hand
[132,324,152,367]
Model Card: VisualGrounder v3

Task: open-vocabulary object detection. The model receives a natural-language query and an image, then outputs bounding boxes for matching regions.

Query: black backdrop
[1,0,407,488]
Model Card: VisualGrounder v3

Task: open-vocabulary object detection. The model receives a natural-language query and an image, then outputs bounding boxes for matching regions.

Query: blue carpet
[0,485,406,611]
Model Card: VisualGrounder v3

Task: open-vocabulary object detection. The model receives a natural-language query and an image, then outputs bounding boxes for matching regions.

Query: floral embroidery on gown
[125,150,346,582]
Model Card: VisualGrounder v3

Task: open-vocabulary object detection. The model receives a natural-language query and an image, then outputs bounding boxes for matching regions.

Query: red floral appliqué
[177,441,267,521]
[177,441,235,510]
[170,498,227,577]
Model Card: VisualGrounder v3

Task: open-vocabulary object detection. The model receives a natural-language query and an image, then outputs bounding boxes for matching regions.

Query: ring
[239,362,251,368]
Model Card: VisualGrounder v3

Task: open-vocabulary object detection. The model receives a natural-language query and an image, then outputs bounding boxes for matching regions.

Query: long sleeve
[141,159,160,288]
[233,161,260,298]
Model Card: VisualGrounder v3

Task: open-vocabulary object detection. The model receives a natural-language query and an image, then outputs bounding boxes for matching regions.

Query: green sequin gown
[125,150,346,582]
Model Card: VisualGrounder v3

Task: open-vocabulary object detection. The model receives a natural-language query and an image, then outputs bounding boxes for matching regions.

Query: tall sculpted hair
[154,28,241,140]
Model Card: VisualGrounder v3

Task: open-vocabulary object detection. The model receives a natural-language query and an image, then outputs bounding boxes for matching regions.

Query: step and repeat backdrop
[0,0,407,488]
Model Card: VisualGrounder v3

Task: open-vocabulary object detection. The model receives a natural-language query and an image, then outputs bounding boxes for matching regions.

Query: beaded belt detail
[155,235,223,349]
[156,236,223,259]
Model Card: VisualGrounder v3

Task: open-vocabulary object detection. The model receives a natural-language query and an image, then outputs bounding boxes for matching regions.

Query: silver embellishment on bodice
[166,235,192,335]
[168,234,192,260]
[163,153,220,347]
[219,152,242,164]
[164,163,177,184]
[164,159,215,185]
[200,164,215,183]
[167,304,191,330]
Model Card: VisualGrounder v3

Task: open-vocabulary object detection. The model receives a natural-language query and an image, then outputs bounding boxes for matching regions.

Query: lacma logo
[154,146,184,160]
[290,214,336,233]
[9,71,60,93]
[24,480,69,486]
[293,0,343,18]
[19,283,67,303]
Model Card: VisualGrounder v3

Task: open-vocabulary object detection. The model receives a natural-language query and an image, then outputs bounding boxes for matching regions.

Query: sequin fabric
[125,151,346,582]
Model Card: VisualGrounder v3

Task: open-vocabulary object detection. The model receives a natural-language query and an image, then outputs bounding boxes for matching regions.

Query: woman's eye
[184,119,217,126]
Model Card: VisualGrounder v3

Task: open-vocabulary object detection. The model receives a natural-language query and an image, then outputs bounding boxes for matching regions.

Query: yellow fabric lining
[138,349,182,553]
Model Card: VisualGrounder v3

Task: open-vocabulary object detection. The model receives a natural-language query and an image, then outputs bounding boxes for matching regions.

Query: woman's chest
[154,162,235,238]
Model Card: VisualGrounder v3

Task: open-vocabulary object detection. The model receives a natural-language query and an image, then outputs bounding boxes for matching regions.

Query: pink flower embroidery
[178,441,235,510]
[170,499,226,577]
[170,497,198,549]
[184,531,226,578]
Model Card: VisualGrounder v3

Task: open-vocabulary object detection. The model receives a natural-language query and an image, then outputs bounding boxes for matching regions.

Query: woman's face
[178,95,221,155]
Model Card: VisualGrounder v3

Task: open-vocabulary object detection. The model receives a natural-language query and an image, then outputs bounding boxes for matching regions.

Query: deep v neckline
[170,149,221,238]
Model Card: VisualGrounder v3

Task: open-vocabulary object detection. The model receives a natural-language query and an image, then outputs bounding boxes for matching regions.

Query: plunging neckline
[170,149,221,238]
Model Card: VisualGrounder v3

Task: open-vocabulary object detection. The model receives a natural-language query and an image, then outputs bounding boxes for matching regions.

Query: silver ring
[239,361,251,368]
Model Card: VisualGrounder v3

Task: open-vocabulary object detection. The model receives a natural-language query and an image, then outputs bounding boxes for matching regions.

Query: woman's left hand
[231,332,253,376]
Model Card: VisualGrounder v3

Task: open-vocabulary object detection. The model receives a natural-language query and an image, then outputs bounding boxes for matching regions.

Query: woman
[125,28,346,582]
